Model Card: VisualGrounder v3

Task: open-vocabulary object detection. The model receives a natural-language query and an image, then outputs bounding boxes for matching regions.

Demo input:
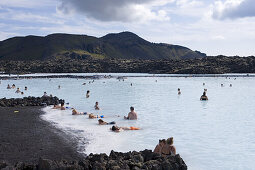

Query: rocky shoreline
[0,96,65,107]
[0,56,255,74]
[1,150,187,170]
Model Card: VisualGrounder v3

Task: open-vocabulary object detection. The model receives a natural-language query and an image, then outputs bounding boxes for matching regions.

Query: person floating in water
[72,108,86,115]
[25,86,28,90]
[98,119,116,125]
[15,88,21,93]
[58,85,61,89]
[21,92,24,95]
[7,84,11,89]
[110,126,140,132]
[12,84,15,89]
[204,88,207,92]
[86,90,90,98]
[124,106,137,120]
[178,88,181,95]
[203,83,205,86]
[161,137,176,157]
[200,92,208,100]
[52,104,61,109]
[221,84,224,87]
[230,84,232,87]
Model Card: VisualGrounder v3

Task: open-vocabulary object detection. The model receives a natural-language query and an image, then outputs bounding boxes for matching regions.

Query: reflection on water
[1,74,255,170]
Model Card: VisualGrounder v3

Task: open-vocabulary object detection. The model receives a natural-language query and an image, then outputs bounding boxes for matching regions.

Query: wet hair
[111,126,117,131]
[130,106,134,111]
[178,88,180,91]
[87,90,90,93]
[98,119,104,123]
[167,137,174,145]
[203,92,206,96]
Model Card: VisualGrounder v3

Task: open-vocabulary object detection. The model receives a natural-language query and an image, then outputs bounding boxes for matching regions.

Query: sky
[0,0,254,56]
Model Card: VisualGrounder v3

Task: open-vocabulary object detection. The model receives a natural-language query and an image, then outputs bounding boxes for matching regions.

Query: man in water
[200,92,208,100]
[72,108,86,115]
[124,106,137,120]
[178,88,181,95]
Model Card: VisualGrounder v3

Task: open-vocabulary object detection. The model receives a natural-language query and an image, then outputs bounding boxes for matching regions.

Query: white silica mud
[1,73,255,170]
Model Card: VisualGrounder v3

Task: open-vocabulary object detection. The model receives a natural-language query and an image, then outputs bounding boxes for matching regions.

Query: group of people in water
[6,84,27,95]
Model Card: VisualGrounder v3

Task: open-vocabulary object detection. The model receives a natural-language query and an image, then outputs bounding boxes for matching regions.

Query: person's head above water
[167,137,174,145]
[203,92,206,96]
[98,119,104,123]
[61,103,64,107]
[130,106,134,111]
[111,126,120,131]
[87,90,90,93]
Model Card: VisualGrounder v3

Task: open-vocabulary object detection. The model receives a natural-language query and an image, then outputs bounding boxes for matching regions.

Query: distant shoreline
[0,73,254,80]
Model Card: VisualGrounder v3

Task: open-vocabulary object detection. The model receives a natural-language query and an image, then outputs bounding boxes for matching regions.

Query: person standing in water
[178,88,181,95]
[86,90,90,98]
[7,84,11,89]
[94,102,100,110]
[124,106,137,120]
[200,92,208,100]
[15,88,21,93]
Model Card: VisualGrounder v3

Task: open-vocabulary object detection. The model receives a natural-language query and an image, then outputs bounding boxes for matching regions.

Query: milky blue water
[0,74,255,170]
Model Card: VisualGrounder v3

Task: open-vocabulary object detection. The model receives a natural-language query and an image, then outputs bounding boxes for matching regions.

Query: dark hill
[0,32,206,60]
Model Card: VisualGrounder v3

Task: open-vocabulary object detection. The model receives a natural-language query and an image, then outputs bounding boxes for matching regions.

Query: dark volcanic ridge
[0,31,206,61]
[0,56,255,74]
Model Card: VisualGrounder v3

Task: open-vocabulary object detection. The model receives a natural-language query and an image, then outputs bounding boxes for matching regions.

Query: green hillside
[0,32,206,60]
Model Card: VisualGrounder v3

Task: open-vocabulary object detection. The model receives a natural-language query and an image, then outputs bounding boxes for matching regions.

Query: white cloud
[57,0,171,22]
[212,0,255,20]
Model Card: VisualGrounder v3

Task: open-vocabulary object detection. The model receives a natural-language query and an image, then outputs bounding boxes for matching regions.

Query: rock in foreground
[0,149,187,170]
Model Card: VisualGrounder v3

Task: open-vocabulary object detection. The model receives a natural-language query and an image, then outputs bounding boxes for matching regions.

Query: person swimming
[86,90,90,98]
[15,88,21,93]
[124,106,137,120]
[21,92,24,95]
[200,92,208,100]
[25,86,27,90]
[94,101,100,110]
[12,84,15,89]
[58,85,61,89]
[110,126,140,132]
[98,119,116,125]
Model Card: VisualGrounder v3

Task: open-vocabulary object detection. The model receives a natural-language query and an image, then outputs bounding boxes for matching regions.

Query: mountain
[0,32,206,60]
